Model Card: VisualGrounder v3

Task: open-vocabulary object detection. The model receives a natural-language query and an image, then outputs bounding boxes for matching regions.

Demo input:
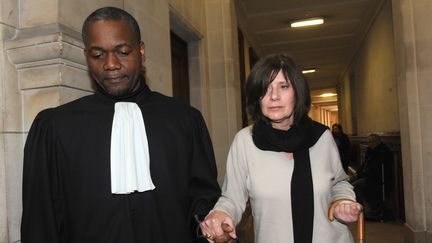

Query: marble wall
[392,0,432,241]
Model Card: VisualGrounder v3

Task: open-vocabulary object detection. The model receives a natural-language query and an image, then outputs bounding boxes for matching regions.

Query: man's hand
[200,210,237,242]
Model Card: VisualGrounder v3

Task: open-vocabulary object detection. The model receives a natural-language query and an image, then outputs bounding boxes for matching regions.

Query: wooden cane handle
[328,199,364,241]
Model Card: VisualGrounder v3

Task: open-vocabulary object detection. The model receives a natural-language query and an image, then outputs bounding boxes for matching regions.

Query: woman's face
[260,70,296,130]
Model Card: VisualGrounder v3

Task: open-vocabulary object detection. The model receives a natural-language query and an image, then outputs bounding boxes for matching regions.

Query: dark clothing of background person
[332,130,351,172]
[352,141,393,220]
[21,84,221,243]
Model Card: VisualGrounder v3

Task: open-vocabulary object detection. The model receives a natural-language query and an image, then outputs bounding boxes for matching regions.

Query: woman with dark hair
[200,54,361,243]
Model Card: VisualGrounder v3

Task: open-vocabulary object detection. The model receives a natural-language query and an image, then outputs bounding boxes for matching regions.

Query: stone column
[0,1,20,242]
[204,0,242,183]
[392,0,432,242]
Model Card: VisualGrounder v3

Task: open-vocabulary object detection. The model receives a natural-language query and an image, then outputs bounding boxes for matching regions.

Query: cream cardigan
[213,127,355,243]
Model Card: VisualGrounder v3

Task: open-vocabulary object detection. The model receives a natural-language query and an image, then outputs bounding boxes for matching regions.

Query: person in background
[21,7,220,242]
[200,54,361,243]
[332,123,352,172]
[351,133,394,221]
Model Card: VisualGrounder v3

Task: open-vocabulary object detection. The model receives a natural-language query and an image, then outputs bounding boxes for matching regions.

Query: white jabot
[110,102,155,194]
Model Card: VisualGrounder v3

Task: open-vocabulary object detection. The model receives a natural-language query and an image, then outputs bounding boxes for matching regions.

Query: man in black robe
[21,7,221,243]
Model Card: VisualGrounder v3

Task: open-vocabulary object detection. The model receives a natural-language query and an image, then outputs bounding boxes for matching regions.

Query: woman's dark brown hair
[245,53,311,126]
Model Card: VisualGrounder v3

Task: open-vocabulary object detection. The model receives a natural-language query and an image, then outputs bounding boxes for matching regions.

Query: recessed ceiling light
[302,69,316,74]
[320,93,337,97]
[291,18,324,28]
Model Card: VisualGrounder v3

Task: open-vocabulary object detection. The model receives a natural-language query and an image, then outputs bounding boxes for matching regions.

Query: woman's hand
[200,210,237,242]
[333,202,362,223]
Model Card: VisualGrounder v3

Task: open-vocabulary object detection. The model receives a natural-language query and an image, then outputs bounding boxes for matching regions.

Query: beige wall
[0,0,241,242]
[392,0,432,241]
[203,0,242,183]
[170,0,243,183]
[344,0,399,135]
[338,73,354,134]
[341,0,432,241]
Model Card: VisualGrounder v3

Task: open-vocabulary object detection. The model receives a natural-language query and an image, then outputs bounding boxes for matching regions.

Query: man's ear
[140,41,145,60]
[83,48,89,57]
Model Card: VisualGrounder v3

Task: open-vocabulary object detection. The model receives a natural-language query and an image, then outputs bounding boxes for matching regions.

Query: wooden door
[170,32,190,104]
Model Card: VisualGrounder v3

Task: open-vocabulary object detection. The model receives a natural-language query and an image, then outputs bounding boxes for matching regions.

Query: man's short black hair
[245,53,311,126]
[82,6,141,45]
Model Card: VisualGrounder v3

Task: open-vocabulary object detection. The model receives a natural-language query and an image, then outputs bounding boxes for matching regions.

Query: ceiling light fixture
[291,18,324,28]
[302,69,316,74]
[320,93,337,98]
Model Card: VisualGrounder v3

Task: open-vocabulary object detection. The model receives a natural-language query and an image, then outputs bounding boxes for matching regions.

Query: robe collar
[93,76,156,194]
[94,76,151,104]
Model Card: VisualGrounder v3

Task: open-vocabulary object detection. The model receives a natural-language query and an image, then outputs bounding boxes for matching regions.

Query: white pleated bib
[110,102,155,194]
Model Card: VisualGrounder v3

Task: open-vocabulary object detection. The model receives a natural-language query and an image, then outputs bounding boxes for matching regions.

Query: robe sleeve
[187,110,221,239]
[21,109,63,243]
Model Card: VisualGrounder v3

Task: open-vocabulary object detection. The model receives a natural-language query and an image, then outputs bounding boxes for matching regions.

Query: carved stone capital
[5,24,92,91]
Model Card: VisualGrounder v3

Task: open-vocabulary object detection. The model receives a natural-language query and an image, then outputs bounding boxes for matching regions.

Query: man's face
[332,126,340,134]
[84,20,144,96]
[367,136,379,148]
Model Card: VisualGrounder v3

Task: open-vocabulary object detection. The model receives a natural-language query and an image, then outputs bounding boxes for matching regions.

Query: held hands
[332,201,362,223]
[200,210,237,243]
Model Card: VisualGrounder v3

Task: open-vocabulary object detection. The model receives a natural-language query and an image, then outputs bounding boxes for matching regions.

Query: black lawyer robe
[21,84,221,243]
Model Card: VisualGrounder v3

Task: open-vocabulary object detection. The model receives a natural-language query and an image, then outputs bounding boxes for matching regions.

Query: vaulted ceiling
[236,0,385,89]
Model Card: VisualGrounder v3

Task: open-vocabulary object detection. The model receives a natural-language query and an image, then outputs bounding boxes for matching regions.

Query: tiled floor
[349,220,407,243]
